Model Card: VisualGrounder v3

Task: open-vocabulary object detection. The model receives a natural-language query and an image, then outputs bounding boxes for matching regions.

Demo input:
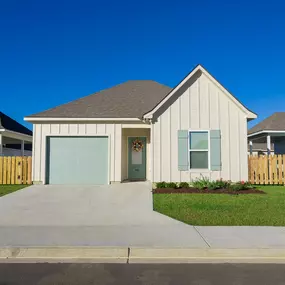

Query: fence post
[27,156,32,185]
[283,155,285,185]
[0,157,2,184]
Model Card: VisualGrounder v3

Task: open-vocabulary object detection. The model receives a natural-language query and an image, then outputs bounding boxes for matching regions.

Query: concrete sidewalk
[195,226,285,249]
[0,225,206,247]
[1,225,285,249]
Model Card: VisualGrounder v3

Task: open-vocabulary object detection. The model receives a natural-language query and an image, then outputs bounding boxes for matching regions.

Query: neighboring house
[248,112,285,155]
[247,142,274,156]
[0,112,33,156]
[25,64,256,185]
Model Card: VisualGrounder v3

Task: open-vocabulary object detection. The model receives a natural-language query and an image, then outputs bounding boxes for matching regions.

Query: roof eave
[248,130,285,138]
[247,112,258,120]
[24,117,142,122]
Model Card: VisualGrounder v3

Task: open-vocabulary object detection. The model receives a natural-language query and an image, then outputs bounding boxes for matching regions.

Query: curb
[0,247,128,261]
[0,247,285,263]
[130,248,285,262]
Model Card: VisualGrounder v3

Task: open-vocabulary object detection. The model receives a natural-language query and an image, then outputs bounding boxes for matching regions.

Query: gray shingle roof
[27,80,172,118]
[0,112,32,136]
[248,112,285,134]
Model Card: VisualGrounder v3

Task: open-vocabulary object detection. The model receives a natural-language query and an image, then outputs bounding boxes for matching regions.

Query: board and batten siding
[32,122,122,184]
[151,73,248,182]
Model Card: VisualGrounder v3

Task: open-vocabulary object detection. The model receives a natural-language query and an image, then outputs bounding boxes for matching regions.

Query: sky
[1,0,285,130]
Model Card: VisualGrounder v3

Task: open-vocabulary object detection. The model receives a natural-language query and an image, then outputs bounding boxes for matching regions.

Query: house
[0,112,33,156]
[248,112,285,155]
[25,65,256,185]
[247,142,274,156]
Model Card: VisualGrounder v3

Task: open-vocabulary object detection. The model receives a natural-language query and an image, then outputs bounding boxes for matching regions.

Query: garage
[46,136,109,185]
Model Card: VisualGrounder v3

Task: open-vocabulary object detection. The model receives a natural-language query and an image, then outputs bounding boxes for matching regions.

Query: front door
[128,137,146,180]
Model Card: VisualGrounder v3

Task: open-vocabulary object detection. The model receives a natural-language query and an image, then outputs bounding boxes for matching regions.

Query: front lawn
[0,185,29,197]
[153,186,285,226]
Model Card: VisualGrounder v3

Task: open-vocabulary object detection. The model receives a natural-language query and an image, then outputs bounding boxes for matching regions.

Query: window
[189,131,209,169]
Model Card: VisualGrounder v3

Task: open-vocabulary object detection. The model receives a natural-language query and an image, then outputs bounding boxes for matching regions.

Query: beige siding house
[25,65,256,185]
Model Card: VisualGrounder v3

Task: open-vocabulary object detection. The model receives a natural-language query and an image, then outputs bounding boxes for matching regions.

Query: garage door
[46,136,108,185]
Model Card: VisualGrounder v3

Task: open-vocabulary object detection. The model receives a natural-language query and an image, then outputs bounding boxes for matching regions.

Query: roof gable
[143,64,257,120]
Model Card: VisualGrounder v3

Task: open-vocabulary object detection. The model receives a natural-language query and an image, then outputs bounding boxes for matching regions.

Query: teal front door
[128,137,146,180]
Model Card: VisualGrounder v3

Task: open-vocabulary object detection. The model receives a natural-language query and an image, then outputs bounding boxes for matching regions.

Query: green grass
[153,186,285,226]
[0,185,29,197]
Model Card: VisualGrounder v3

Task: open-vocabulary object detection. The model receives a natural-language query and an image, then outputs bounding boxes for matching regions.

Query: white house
[25,65,256,185]
[248,112,285,155]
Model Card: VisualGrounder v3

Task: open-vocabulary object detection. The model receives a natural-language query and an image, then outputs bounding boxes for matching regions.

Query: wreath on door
[132,138,144,152]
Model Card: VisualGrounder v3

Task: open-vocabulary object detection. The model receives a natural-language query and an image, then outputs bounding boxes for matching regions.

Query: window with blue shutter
[178,129,222,171]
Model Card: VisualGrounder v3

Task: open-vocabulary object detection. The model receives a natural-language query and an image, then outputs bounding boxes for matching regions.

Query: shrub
[166,182,178,189]
[214,178,231,189]
[156,181,167,188]
[191,176,211,190]
[179,182,190,188]
[207,181,219,190]
[229,183,244,191]
[229,181,254,191]
[191,177,231,190]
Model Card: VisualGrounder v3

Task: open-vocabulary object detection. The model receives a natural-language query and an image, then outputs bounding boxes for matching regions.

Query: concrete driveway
[0,182,207,247]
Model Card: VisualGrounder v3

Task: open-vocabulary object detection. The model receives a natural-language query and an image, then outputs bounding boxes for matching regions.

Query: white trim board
[1,129,33,142]
[143,64,257,120]
[248,130,285,138]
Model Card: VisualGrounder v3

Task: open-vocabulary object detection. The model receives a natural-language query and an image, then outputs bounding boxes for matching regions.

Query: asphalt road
[0,263,285,285]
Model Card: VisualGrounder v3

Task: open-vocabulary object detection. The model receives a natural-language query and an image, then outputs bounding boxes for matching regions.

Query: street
[0,263,284,285]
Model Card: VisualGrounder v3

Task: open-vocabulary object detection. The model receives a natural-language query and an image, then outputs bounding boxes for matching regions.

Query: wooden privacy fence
[0,156,32,185]
[248,155,285,185]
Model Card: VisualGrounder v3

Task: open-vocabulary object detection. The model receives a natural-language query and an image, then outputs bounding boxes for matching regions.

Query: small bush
[156,181,167,188]
[214,179,231,189]
[191,176,211,190]
[179,182,190,188]
[191,177,232,190]
[207,181,219,190]
[166,182,178,189]
[229,181,254,191]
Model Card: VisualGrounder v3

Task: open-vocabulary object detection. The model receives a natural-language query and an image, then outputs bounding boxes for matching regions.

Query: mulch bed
[153,188,266,194]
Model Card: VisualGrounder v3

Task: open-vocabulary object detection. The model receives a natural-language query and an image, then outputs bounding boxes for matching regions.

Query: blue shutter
[178,130,188,171]
[210,130,222,171]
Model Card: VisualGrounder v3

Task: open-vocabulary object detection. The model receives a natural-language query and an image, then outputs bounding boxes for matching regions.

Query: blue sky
[1,0,284,130]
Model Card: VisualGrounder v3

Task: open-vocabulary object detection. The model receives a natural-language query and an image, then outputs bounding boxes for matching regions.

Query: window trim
[188,130,211,170]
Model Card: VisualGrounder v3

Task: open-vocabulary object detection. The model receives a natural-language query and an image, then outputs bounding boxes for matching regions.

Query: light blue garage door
[46,136,109,185]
